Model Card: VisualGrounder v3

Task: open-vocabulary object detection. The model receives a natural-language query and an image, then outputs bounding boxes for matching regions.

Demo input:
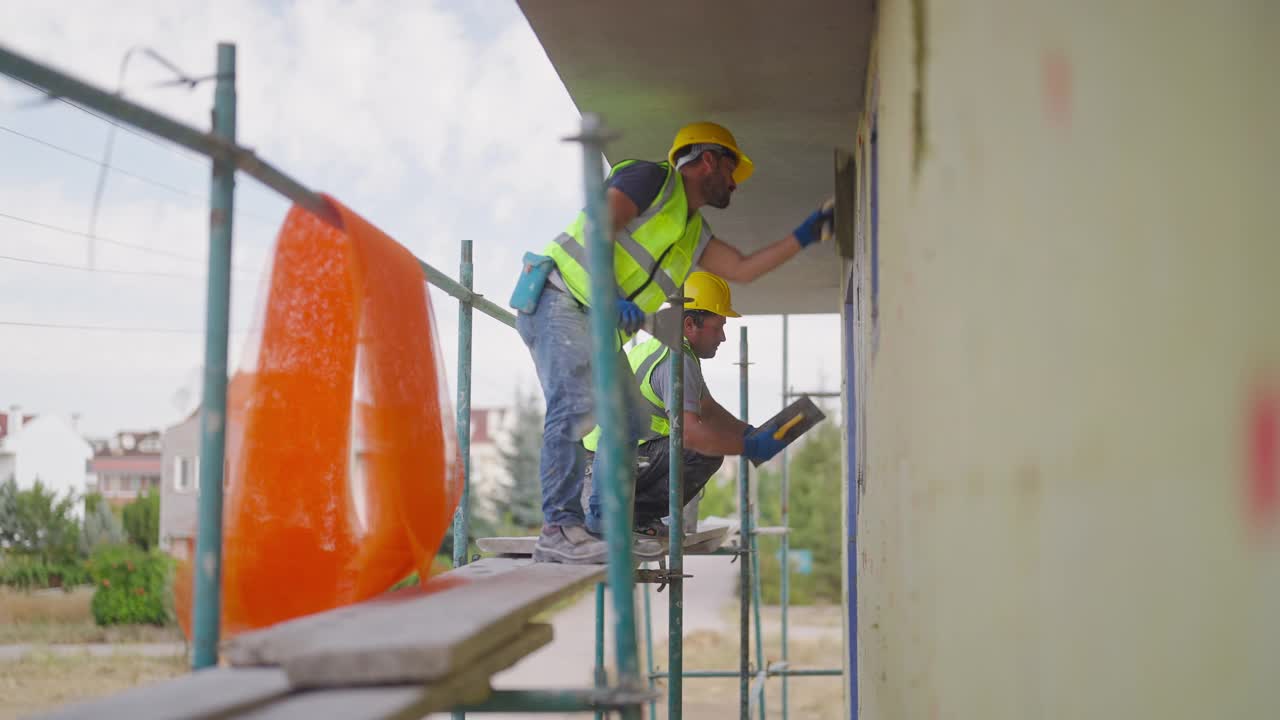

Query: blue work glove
[743,423,787,463]
[792,199,835,248]
[616,297,645,335]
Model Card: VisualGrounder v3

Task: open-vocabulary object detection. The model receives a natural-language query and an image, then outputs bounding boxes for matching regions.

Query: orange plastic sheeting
[176,196,460,640]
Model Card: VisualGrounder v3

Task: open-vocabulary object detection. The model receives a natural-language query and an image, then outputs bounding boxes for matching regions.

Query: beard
[702,176,733,209]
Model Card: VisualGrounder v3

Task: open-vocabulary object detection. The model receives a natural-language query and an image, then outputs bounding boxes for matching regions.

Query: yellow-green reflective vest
[582,337,699,452]
[543,161,711,313]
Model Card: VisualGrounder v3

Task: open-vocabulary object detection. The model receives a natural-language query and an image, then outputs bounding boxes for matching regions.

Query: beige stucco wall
[851,2,1278,718]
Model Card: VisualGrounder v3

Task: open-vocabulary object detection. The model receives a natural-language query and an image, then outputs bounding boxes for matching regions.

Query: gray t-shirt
[648,352,705,415]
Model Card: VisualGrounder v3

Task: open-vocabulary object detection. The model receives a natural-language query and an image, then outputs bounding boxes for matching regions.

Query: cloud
[0,1,843,440]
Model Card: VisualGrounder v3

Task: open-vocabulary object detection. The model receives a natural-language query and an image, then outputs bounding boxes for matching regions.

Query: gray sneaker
[533,525,609,564]
[633,536,666,561]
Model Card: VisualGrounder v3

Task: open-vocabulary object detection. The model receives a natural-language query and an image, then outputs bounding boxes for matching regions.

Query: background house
[159,412,200,560]
[87,430,163,508]
[0,405,93,516]
[468,406,514,511]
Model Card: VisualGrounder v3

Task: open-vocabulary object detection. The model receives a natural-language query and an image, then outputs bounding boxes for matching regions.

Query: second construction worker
[581,271,752,539]
[510,121,833,564]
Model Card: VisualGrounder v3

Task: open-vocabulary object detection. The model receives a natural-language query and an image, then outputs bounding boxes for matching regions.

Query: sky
[0,1,842,440]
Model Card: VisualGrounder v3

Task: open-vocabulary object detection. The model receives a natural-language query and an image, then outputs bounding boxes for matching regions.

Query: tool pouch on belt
[509,252,555,314]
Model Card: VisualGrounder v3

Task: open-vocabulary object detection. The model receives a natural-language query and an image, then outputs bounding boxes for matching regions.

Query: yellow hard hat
[667,122,755,184]
[684,271,740,318]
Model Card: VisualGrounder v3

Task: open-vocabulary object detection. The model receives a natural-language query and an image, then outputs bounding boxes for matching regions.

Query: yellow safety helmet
[684,271,741,318]
[667,121,755,185]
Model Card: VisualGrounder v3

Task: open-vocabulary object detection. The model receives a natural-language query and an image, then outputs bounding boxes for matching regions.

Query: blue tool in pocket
[509,252,555,314]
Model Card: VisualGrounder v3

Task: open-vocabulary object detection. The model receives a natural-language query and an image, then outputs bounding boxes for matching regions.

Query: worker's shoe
[533,524,609,564]
[633,519,670,539]
[633,536,666,561]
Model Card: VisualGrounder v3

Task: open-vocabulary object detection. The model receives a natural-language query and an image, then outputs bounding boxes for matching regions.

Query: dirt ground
[652,611,847,720]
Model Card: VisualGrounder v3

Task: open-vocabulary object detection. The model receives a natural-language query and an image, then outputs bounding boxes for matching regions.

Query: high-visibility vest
[543,161,710,313]
[582,337,699,452]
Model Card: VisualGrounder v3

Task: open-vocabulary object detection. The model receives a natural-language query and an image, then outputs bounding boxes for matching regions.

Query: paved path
[0,642,186,662]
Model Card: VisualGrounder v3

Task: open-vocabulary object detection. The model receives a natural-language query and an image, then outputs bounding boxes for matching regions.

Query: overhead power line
[5,74,209,165]
[0,123,282,227]
[0,209,259,275]
[0,252,201,280]
[0,319,249,335]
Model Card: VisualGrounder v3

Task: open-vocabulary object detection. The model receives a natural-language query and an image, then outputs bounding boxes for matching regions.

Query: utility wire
[0,252,202,280]
[0,210,260,275]
[0,319,249,335]
[5,74,209,165]
[0,123,283,227]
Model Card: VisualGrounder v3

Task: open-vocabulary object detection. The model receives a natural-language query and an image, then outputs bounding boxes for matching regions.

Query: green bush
[87,544,173,626]
[122,490,160,551]
[0,477,80,565]
[0,556,91,590]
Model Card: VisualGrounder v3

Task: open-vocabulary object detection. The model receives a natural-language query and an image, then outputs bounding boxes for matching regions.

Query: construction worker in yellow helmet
[579,272,788,540]
[509,121,833,564]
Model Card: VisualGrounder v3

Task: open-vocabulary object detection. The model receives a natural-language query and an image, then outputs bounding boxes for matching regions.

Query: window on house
[174,456,188,491]
[130,475,141,491]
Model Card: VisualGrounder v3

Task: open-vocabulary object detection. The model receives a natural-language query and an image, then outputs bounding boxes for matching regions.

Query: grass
[0,587,184,644]
[0,651,188,720]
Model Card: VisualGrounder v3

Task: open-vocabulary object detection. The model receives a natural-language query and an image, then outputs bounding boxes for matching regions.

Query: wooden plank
[237,623,553,719]
[34,667,291,720]
[225,562,601,687]
[223,558,529,665]
[477,525,730,556]
[684,524,730,554]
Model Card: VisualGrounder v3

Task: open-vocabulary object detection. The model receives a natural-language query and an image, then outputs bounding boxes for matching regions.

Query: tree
[756,422,844,604]
[0,478,80,565]
[81,493,126,554]
[498,387,545,530]
[122,490,160,551]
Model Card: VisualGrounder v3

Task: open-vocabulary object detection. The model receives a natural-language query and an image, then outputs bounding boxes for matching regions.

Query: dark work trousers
[586,436,725,527]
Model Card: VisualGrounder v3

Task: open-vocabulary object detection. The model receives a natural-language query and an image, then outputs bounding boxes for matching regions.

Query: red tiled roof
[0,413,38,441]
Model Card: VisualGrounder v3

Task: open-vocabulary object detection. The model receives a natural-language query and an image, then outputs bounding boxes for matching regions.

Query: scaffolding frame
[0,40,844,719]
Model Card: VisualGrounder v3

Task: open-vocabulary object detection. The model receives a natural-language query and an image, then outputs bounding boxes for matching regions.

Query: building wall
[851,2,1278,718]
[160,414,201,556]
[0,415,93,517]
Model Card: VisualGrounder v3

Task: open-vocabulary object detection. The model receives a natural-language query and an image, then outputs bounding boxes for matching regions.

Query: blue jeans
[516,286,646,530]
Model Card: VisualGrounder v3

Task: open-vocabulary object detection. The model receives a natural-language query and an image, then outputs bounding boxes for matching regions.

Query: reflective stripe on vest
[581,337,699,452]
[543,161,709,313]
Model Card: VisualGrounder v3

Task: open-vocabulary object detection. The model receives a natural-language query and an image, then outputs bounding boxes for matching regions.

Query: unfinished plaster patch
[911,0,929,179]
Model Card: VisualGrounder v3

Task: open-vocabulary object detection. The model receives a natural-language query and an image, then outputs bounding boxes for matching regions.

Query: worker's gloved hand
[742,424,756,438]
[616,297,645,335]
[742,422,787,463]
[792,197,836,248]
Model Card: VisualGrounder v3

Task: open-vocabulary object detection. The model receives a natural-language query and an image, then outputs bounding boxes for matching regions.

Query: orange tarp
[177,197,460,639]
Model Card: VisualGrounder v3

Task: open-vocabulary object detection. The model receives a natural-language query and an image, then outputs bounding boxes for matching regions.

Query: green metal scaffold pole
[573,112,643,720]
[192,42,236,670]
[451,238,474,720]
[667,285,687,719]
[781,314,792,720]
[738,326,751,719]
